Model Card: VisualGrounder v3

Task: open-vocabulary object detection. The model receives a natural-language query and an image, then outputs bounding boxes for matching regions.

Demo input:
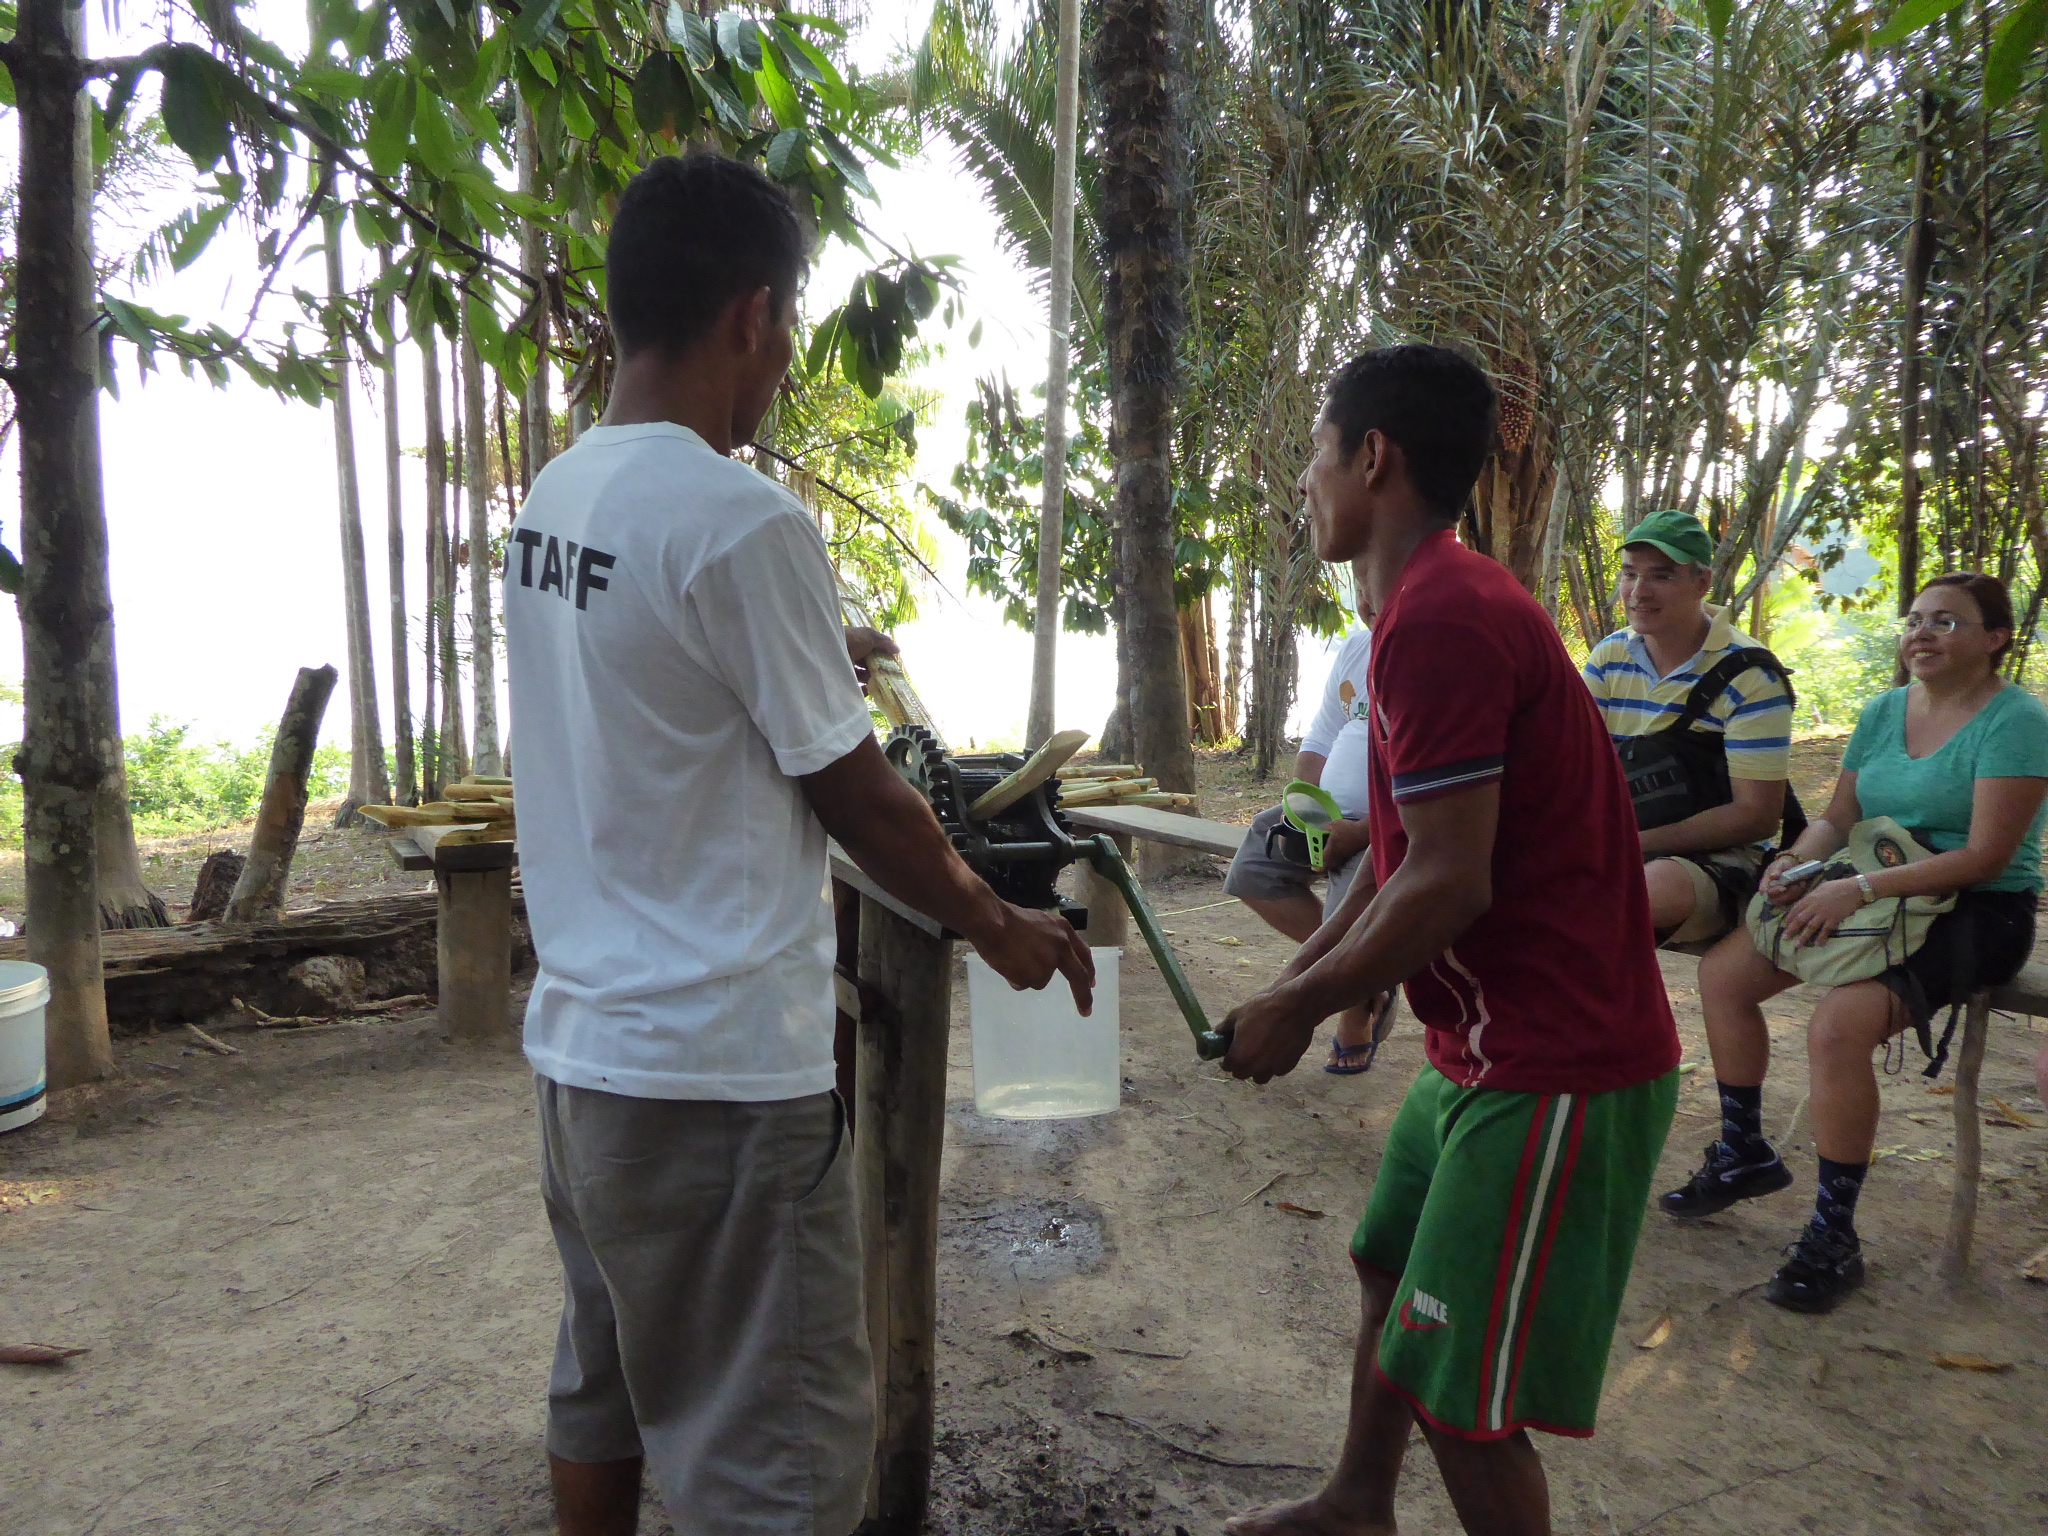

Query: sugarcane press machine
[882,725,1227,1059]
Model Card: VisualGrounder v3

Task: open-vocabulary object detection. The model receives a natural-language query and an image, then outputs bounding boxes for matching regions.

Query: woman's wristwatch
[1854,873,1877,905]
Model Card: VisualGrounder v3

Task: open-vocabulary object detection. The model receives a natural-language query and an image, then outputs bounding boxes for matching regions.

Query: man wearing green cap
[1583,510,1796,945]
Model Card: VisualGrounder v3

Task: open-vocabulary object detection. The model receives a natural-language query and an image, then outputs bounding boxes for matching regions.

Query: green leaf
[1872,0,1970,47]
[1701,0,1733,40]
[781,11,847,39]
[669,6,717,68]
[968,318,983,348]
[300,64,366,100]
[817,129,874,200]
[767,126,809,178]
[510,0,568,48]
[757,45,802,130]
[412,87,463,176]
[697,66,753,134]
[366,69,415,177]
[768,18,849,110]
[716,10,764,71]
[158,44,233,169]
[903,267,938,321]
[169,203,233,271]
[526,47,558,85]
[804,310,842,376]
[1986,0,2048,109]
[634,51,690,136]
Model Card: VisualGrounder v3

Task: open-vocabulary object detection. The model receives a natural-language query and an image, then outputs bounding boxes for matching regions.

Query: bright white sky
[0,0,1338,755]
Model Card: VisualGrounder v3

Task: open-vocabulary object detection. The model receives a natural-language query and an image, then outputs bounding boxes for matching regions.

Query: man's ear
[730,286,775,354]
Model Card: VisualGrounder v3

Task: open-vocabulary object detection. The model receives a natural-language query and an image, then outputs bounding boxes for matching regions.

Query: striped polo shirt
[1581,605,1793,782]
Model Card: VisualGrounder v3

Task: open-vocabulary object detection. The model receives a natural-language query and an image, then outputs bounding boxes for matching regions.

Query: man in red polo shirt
[1221,346,1679,1536]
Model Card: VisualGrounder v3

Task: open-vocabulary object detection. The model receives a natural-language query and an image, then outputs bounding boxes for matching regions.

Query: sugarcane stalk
[1085,834,1225,1059]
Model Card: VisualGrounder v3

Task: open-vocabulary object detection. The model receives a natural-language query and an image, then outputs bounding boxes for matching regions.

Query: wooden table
[389,832,518,1045]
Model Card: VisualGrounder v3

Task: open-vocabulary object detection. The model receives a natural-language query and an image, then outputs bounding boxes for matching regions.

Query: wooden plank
[436,866,515,1045]
[827,845,946,938]
[853,894,954,1536]
[389,835,432,872]
[1990,959,2048,1016]
[1065,803,1243,860]
[1940,991,1993,1284]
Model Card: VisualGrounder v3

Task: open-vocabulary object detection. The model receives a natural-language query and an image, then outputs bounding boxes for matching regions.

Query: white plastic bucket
[966,947,1120,1120]
[0,960,50,1134]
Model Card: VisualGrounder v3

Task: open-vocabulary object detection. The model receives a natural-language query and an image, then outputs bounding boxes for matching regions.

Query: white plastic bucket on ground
[0,959,50,1134]
[966,947,1120,1120]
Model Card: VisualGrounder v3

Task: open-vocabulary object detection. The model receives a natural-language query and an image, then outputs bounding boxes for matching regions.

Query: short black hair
[607,152,808,359]
[1323,345,1498,515]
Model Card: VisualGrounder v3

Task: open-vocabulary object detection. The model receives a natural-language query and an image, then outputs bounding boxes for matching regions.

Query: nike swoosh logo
[1398,1298,1448,1332]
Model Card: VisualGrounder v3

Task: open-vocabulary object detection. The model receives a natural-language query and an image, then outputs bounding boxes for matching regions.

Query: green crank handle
[1085,835,1229,1060]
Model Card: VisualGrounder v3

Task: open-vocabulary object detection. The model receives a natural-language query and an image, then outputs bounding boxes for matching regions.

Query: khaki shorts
[537,1078,873,1536]
[1651,846,1765,945]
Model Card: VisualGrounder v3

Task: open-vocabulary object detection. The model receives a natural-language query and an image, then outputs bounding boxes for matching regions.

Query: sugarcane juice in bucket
[966,947,1121,1119]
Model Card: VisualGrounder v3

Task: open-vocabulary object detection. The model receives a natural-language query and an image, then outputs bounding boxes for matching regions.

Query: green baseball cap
[1620,509,1714,568]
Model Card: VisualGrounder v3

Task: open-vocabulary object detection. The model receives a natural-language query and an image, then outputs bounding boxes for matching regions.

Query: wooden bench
[1072,803,2046,1281]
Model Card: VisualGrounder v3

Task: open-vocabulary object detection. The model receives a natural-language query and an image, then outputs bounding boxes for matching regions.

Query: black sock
[1813,1158,1868,1237]
[1717,1081,1767,1156]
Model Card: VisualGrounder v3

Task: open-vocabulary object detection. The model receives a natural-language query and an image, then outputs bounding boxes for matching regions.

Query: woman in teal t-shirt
[1668,573,2048,1316]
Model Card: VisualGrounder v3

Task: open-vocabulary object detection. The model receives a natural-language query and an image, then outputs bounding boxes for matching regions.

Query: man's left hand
[1220,983,1320,1084]
[844,627,899,693]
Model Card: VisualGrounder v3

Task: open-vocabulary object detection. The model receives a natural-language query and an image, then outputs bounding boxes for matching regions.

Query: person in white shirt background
[503,151,1093,1536]
[1222,561,1393,1072]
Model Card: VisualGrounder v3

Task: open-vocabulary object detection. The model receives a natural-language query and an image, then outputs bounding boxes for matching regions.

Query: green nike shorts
[1351,1065,1677,1441]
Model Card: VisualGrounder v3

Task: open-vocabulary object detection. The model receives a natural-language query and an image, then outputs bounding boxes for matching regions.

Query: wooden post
[437,865,514,1044]
[1085,831,1134,950]
[853,895,953,1536]
[1939,990,1992,1284]
[225,665,339,923]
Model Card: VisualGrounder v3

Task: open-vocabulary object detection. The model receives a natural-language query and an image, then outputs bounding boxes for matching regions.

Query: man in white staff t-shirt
[504,152,1093,1536]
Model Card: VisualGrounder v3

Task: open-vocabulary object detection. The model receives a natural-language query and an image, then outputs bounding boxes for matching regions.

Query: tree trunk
[1899,88,1937,614]
[1468,404,1557,591]
[1222,555,1247,741]
[1179,595,1222,744]
[1027,0,1083,749]
[225,665,340,923]
[1095,0,1194,799]
[419,329,445,797]
[382,257,415,806]
[15,0,112,1084]
[461,323,501,776]
[442,360,470,783]
[326,199,389,825]
[518,101,553,487]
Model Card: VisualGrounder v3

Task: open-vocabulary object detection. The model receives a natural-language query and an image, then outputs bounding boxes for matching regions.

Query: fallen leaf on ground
[1928,1084,1956,1096]
[0,1342,88,1365]
[1634,1312,1673,1350]
[2019,1244,2048,1283]
[993,1322,1092,1363]
[1987,1097,2038,1129]
[1932,1352,2013,1373]
[1213,936,1244,947]
[1274,1201,1325,1219]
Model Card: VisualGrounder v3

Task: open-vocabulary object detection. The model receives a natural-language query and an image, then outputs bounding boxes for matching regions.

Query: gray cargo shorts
[1224,803,1365,918]
[537,1078,873,1536]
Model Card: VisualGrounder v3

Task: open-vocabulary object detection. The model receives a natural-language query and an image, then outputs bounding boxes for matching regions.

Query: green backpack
[1745,817,1955,988]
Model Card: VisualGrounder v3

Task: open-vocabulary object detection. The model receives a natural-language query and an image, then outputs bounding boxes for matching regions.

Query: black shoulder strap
[1667,645,1796,734]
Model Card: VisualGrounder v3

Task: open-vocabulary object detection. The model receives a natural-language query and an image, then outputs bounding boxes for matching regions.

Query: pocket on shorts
[793,1091,848,1206]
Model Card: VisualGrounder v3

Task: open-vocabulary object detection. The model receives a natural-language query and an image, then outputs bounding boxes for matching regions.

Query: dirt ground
[6,743,2048,1534]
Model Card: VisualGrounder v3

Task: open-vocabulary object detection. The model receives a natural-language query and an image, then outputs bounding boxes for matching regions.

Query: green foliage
[771,356,940,628]
[0,720,351,849]
[923,373,1118,633]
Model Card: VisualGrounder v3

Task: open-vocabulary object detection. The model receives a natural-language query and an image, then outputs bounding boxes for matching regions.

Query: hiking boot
[1659,1141,1794,1218]
[1766,1222,1866,1314]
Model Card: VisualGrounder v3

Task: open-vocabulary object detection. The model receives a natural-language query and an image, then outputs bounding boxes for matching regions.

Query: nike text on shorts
[1352,1065,1679,1440]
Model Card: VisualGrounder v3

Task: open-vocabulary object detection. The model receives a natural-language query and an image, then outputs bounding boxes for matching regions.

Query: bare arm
[1222,783,1498,1083]
[1637,776,1786,857]
[1293,749,1326,786]
[800,737,1094,1011]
